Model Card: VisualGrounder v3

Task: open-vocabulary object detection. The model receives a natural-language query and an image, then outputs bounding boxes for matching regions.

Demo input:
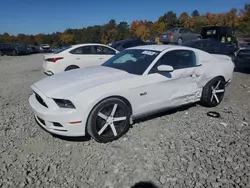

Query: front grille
[35,93,48,108]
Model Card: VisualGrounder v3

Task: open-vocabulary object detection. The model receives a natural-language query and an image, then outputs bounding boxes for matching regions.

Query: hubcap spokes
[210,80,225,103]
[97,104,127,137]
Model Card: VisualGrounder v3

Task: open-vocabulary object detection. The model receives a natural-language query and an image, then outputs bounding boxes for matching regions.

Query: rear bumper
[44,71,54,76]
[43,62,55,76]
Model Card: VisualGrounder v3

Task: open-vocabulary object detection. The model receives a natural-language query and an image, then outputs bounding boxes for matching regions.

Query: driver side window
[149,50,197,74]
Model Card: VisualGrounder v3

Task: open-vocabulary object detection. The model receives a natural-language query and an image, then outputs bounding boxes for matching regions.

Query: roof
[71,43,109,48]
[128,44,194,52]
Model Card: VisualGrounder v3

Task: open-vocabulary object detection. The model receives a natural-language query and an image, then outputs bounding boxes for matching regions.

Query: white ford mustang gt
[29,45,235,143]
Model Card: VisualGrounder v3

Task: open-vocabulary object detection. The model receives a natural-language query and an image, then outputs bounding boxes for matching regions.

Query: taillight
[46,57,63,63]
[168,32,174,37]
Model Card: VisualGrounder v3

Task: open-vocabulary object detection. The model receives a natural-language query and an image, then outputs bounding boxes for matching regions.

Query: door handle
[76,58,80,60]
[98,57,103,59]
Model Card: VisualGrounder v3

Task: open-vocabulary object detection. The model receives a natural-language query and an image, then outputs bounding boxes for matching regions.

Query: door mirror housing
[157,65,174,72]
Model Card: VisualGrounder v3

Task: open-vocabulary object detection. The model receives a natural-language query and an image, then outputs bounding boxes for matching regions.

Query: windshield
[53,46,71,54]
[102,49,160,75]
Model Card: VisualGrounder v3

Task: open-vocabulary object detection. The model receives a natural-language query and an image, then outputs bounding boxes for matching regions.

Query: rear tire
[199,77,226,107]
[87,98,131,143]
[65,65,79,71]
[0,50,3,56]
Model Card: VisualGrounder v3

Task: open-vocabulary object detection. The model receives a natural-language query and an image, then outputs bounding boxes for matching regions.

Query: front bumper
[28,88,87,137]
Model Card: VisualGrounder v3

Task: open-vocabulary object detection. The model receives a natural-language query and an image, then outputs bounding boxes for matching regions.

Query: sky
[0,0,247,35]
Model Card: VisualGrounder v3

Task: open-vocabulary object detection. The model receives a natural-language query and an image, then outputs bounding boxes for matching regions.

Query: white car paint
[29,45,235,137]
[42,43,119,75]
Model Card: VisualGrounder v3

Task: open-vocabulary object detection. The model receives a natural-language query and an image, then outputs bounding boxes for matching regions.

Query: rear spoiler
[212,54,232,61]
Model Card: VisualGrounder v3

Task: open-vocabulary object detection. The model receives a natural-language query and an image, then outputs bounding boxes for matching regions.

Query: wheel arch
[88,95,133,116]
[85,95,133,133]
[65,65,80,71]
[202,75,226,89]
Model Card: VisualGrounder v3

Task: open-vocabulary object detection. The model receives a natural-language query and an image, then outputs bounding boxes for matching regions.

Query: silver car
[160,28,201,44]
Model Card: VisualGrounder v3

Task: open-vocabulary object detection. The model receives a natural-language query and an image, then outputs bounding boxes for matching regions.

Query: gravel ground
[0,54,250,188]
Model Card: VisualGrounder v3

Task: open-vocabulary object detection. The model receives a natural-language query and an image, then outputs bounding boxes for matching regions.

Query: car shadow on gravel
[131,181,158,188]
[51,134,92,142]
[133,103,196,124]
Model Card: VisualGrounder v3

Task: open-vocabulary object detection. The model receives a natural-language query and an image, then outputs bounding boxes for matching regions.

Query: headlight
[53,99,75,109]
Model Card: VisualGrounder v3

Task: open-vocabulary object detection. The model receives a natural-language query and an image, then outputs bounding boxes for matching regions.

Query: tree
[178,12,190,26]
[192,10,200,17]
[158,11,177,28]
[238,4,250,35]
[116,22,131,40]
[151,21,167,35]
[101,19,118,44]
[130,20,151,40]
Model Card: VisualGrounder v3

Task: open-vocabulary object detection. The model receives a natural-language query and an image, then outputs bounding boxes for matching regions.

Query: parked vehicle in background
[14,44,29,55]
[43,43,119,76]
[182,38,238,61]
[201,26,238,47]
[0,43,16,56]
[235,47,250,69]
[29,45,234,143]
[40,44,52,53]
[51,46,58,53]
[32,46,42,53]
[110,38,147,51]
[160,28,201,44]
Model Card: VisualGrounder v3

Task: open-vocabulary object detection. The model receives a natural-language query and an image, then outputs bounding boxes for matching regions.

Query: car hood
[32,66,135,99]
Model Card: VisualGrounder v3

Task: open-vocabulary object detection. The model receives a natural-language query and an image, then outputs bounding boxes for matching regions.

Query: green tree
[192,10,200,17]
[158,11,177,28]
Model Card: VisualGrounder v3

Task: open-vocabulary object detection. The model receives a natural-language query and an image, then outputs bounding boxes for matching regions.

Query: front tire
[65,65,79,71]
[0,50,3,56]
[200,77,226,107]
[87,98,131,143]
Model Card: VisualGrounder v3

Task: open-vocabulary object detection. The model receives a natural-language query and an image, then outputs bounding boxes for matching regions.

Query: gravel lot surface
[0,54,250,188]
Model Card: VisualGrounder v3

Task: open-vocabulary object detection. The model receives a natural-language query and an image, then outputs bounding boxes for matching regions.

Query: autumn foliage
[0,4,249,46]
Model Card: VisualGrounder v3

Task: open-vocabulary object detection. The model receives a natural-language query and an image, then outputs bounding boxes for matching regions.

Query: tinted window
[70,46,92,54]
[93,45,116,55]
[53,46,72,54]
[102,49,160,75]
[149,50,197,73]
[179,29,188,33]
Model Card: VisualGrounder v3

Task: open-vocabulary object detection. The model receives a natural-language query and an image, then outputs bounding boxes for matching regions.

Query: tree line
[0,4,249,46]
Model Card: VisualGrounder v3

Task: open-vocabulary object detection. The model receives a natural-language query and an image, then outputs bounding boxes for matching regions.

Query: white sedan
[42,43,119,75]
[29,45,234,143]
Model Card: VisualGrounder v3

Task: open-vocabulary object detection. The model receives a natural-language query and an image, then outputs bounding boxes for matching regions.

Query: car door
[68,45,98,68]
[92,45,117,64]
[186,29,199,40]
[179,28,189,42]
[132,49,201,116]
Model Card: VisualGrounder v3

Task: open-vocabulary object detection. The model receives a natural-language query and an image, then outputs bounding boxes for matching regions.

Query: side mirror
[157,65,174,72]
